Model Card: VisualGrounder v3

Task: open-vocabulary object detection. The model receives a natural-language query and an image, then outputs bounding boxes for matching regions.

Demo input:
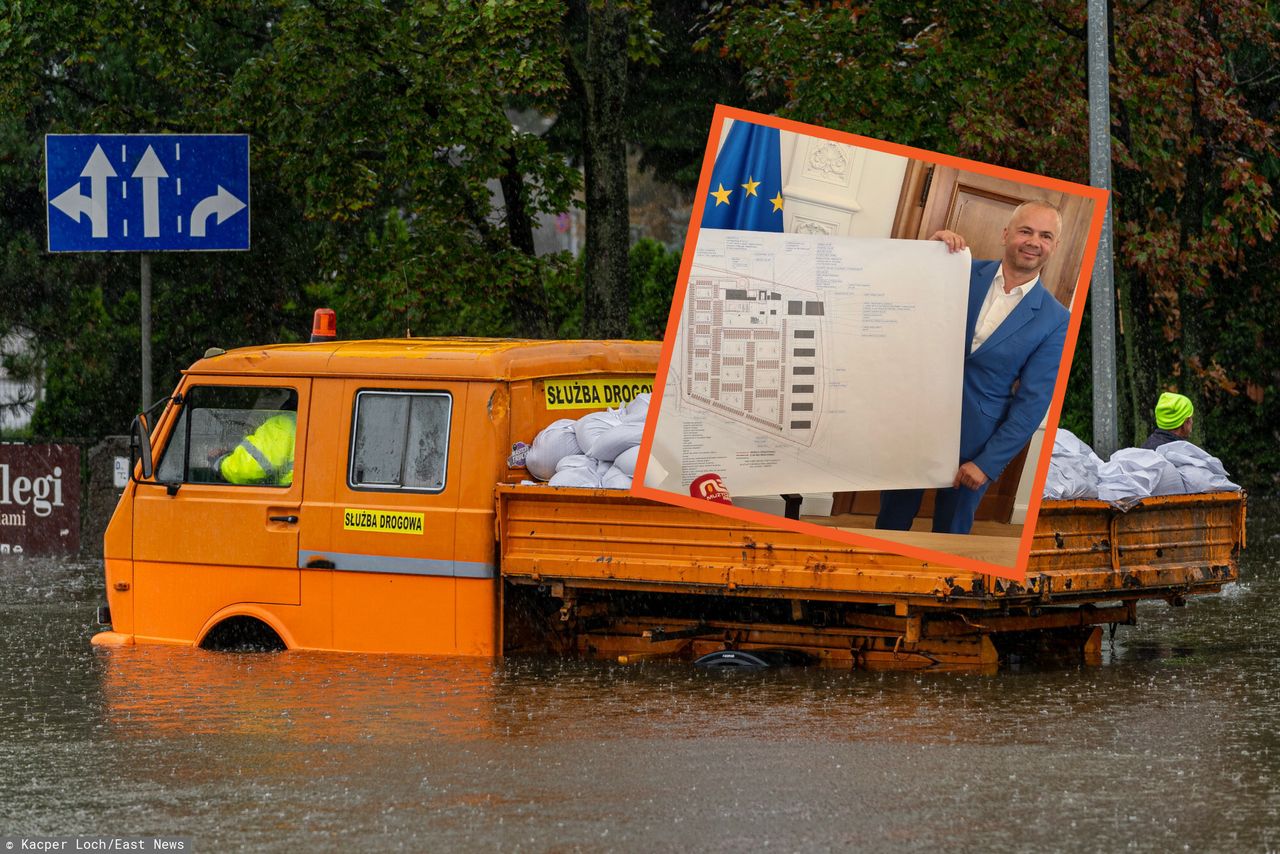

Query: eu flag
[700,120,784,232]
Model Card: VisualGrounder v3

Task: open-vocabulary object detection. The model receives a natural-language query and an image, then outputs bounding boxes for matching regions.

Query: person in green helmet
[1142,392,1194,450]
[210,408,297,486]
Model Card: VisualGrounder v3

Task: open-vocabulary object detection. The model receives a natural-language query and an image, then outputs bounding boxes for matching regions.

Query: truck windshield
[156,386,299,486]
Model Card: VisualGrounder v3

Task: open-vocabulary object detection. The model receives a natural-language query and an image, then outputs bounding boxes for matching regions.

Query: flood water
[3,499,1279,852]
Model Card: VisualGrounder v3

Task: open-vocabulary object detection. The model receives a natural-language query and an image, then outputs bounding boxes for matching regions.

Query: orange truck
[94,337,1245,672]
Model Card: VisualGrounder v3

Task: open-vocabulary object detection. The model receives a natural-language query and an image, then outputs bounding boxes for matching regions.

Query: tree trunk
[1116,268,1144,446]
[500,148,549,337]
[581,0,631,339]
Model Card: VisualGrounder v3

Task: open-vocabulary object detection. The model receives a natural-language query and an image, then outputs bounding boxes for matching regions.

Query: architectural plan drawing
[646,228,971,498]
[682,272,825,446]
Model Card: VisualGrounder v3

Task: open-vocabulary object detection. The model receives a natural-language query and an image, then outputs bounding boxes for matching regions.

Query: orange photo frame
[631,104,1108,581]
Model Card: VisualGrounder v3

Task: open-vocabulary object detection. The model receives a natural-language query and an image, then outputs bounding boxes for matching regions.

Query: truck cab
[96,338,657,654]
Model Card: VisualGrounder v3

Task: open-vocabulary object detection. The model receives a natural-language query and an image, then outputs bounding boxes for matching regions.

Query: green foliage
[234,0,586,339]
[546,0,768,191]
[14,0,1272,493]
[709,0,1280,490]
[29,283,139,439]
[0,0,662,438]
[707,1,1086,176]
[627,237,680,340]
[0,0,319,430]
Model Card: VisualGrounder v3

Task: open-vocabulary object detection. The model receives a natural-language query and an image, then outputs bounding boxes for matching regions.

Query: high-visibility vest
[218,413,296,485]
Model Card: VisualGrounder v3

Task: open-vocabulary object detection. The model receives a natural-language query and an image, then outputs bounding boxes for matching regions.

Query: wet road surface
[2,498,1278,851]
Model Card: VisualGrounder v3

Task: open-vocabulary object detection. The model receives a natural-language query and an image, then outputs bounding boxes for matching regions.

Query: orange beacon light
[311,308,337,342]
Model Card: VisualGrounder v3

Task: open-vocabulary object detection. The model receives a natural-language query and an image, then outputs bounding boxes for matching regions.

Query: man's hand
[953,461,989,491]
[929,229,968,252]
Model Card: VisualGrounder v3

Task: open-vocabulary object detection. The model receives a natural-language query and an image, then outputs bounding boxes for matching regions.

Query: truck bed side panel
[498,486,1243,607]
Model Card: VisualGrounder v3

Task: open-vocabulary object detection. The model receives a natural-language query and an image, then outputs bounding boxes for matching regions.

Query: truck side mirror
[131,413,154,481]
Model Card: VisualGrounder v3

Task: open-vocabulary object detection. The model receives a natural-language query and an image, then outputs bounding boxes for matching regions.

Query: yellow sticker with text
[544,377,654,411]
[343,509,424,535]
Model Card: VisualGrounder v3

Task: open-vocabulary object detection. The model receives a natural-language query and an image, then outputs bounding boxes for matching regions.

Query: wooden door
[834,162,1091,525]
[911,164,1092,309]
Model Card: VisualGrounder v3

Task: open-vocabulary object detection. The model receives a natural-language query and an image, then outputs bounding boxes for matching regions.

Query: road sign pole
[140,253,152,411]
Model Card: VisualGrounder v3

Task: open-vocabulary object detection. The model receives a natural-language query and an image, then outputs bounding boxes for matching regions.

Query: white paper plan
[646,228,971,497]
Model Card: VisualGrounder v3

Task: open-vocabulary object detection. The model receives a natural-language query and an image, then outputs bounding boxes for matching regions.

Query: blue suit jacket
[961,259,1070,481]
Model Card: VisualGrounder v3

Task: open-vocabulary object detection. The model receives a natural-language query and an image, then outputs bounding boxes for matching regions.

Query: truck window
[349,391,450,492]
[156,386,299,486]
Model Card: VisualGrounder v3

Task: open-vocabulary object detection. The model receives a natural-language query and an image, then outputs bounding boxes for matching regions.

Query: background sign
[0,444,80,555]
[45,134,250,252]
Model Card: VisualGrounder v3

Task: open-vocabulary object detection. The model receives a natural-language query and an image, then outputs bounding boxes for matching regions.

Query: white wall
[779,130,907,238]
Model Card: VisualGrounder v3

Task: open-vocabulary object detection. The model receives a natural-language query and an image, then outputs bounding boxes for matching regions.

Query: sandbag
[585,421,644,462]
[601,465,633,490]
[621,393,650,423]
[1154,440,1240,492]
[548,454,612,488]
[612,445,640,477]
[1043,428,1103,499]
[573,409,623,458]
[526,419,583,481]
[1097,448,1185,501]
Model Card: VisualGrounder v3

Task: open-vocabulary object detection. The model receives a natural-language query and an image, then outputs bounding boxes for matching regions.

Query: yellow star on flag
[770,192,784,212]
[710,183,732,206]
[741,176,760,197]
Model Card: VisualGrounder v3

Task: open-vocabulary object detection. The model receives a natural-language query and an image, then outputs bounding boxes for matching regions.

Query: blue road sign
[45,134,250,252]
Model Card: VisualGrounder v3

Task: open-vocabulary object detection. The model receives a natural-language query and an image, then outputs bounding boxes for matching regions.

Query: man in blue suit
[877,200,1071,535]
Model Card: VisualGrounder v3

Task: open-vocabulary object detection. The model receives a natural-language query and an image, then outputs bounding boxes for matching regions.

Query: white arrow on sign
[49,144,117,238]
[130,145,169,238]
[189,185,246,237]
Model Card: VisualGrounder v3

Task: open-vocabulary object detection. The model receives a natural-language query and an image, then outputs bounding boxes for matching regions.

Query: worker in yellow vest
[212,412,297,485]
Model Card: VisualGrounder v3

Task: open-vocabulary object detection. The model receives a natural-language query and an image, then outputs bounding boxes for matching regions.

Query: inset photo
[633,106,1107,580]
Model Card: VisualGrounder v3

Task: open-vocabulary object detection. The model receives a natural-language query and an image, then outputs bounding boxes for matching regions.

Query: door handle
[306,558,335,569]
[269,514,299,524]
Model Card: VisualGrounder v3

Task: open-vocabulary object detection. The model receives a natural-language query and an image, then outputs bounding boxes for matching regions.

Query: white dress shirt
[970,265,1039,353]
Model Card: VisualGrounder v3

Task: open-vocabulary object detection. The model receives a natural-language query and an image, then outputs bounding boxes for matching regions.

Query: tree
[0,0,759,442]
[0,0,621,437]
[0,0,320,433]
[233,0,588,339]
[566,0,636,338]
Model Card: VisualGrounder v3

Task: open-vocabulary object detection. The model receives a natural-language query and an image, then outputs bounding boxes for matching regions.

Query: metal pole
[1088,0,1119,457]
[140,253,152,411]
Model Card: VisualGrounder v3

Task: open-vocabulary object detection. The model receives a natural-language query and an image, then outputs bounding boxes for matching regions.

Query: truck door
[302,380,470,654]
[131,380,310,644]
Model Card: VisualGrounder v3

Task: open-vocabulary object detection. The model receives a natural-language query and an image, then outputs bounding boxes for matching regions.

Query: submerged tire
[694,649,809,668]
[200,616,286,652]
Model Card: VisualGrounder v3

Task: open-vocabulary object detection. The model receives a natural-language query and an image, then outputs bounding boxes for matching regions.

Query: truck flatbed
[498,485,1244,671]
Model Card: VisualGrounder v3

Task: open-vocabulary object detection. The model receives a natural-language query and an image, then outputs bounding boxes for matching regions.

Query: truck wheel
[199,616,286,652]
[694,649,808,668]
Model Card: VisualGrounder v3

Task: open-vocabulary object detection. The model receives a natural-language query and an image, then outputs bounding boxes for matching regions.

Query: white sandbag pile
[535,394,649,489]
[1043,429,1104,499]
[1045,430,1241,501]
[1096,448,1185,501]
